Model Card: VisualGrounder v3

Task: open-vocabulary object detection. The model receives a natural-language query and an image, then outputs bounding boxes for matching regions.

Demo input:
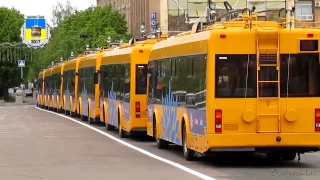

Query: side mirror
[94,72,98,84]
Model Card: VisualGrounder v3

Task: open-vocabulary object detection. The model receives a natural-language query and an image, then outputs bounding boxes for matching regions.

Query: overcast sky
[0,0,96,26]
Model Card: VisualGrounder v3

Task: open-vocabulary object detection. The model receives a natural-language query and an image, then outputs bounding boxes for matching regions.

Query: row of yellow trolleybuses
[36,7,320,161]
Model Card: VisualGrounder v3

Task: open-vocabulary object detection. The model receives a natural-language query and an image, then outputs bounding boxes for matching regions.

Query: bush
[5,95,15,103]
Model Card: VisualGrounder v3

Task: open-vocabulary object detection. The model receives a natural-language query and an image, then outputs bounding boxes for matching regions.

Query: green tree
[0,7,25,100]
[38,4,130,67]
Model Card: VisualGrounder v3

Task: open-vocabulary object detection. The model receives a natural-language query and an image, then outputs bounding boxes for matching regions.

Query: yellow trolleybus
[50,62,64,112]
[147,13,320,161]
[78,52,102,124]
[63,57,80,116]
[36,69,45,108]
[43,68,52,110]
[100,39,156,138]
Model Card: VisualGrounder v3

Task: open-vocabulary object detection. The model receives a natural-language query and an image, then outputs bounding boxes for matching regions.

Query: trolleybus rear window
[136,64,148,94]
[215,54,320,98]
[280,54,320,97]
[215,55,257,98]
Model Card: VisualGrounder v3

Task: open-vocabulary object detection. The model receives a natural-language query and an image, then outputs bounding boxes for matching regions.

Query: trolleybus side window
[215,55,256,98]
[123,64,130,102]
[79,68,86,94]
[70,69,75,93]
[280,54,320,97]
[100,65,107,97]
[100,65,112,97]
[135,64,148,94]
[78,68,83,94]
[63,70,73,92]
[58,73,61,92]
[86,66,95,95]
[44,77,48,93]
[115,64,124,100]
[63,71,67,92]
[37,79,42,93]
[148,54,207,109]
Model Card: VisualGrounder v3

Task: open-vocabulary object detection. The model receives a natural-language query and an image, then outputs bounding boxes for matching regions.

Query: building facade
[97,0,156,38]
[97,0,319,37]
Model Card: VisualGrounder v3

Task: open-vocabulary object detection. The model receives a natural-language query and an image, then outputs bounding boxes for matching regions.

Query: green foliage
[32,4,130,76]
[0,3,131,84]
[0,7,25,87]
[6,94,15,102]
[0,7,25,43]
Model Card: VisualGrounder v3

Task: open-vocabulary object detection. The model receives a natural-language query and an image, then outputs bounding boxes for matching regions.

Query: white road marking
[35,107,215,180]
[0,107,4,109]
[45,136,59,138]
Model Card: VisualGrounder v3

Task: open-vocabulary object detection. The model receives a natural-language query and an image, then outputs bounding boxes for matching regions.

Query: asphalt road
[0,105,203,180]
[1,105,320,180]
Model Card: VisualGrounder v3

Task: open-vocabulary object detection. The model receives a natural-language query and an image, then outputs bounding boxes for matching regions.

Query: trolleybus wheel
[154,117,169,149]
[65,110,70,115]
[282,152,296,161]
[266,153,281,161]
[106,123,114,131]
[70,109,75,117]
[81,114,87,121]
[118,111,126,138]
[182,122,195,161]
[88,107,94,124]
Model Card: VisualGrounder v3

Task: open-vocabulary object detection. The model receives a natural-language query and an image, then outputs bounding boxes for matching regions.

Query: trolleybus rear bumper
[207,133,320,153]
[129,117,148,132]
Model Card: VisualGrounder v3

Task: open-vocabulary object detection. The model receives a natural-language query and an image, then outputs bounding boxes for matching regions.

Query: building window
[295,1,313,21]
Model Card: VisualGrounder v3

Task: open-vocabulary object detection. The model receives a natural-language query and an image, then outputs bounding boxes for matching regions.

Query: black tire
[105,107,115,131]
[266,153,281,161]
[182,122,195,161]
[70,111,76,117]
[65,110,70,115]
[282,153,296,161]
[118,111,126,138]
[106,123,114,131]
[81,115,87,121]
[154,117,169,149]
[102,106,106,123]
[88,107,93,124]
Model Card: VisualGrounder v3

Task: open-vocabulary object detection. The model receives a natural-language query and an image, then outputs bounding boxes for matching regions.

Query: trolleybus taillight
[136,102,140,118]
[215,109,222,133]
[315,108,320,131]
